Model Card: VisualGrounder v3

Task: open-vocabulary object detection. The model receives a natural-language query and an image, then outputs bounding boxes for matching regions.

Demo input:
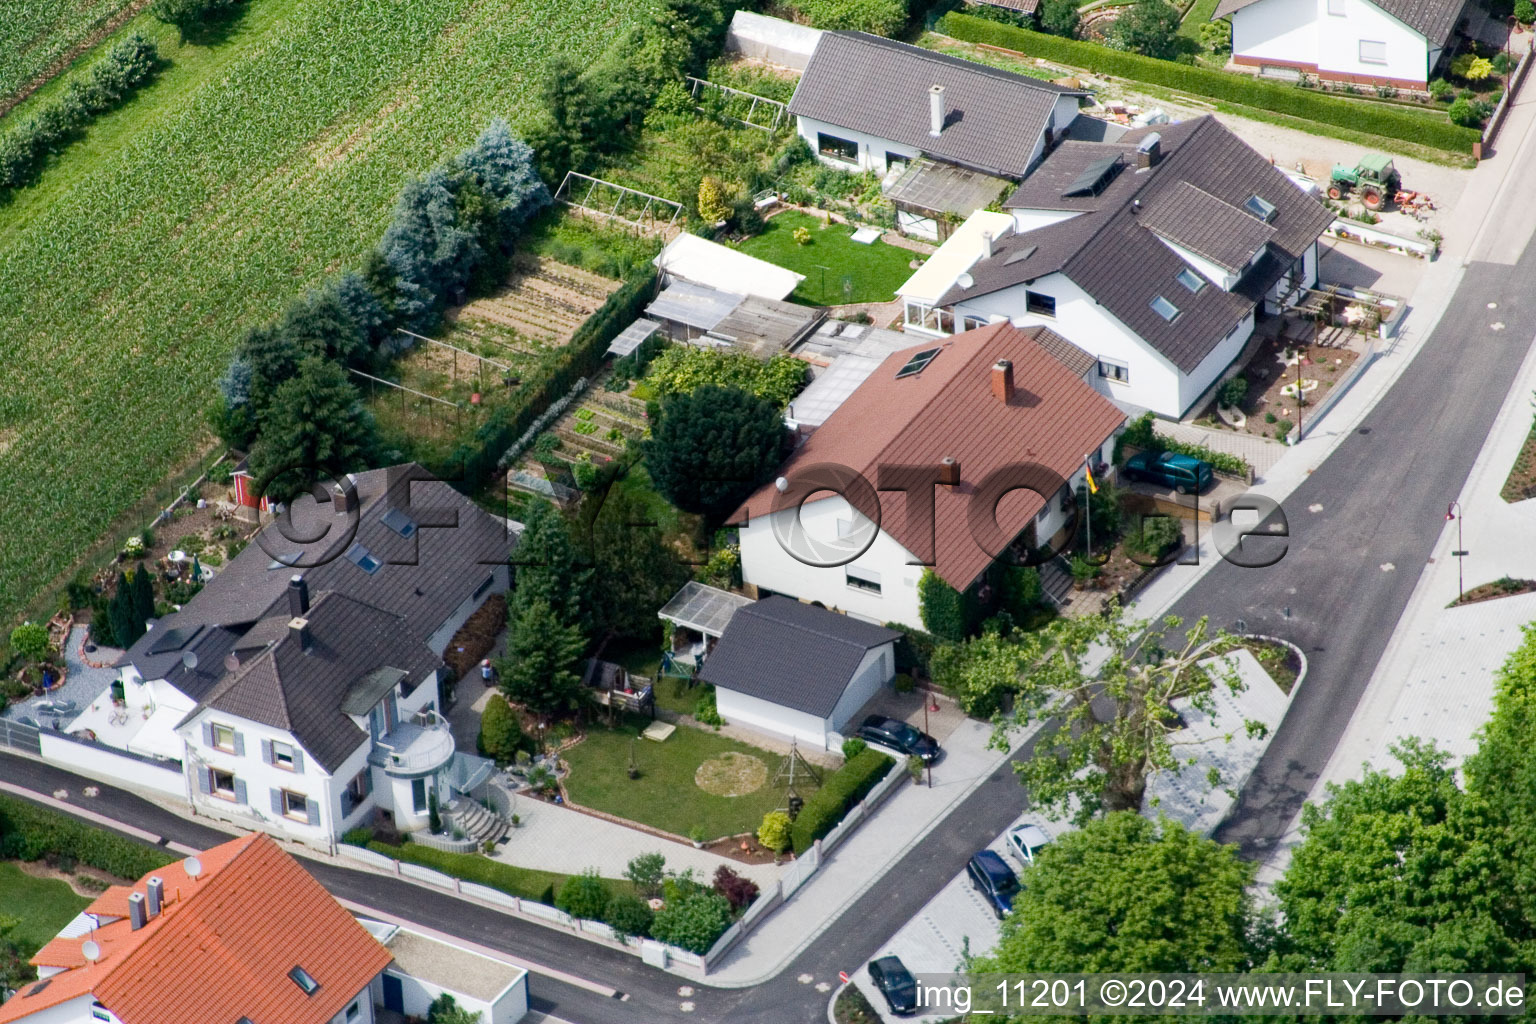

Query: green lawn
[563,718,809,840]
[0,862,91,953]
[738,211,918,306]
[1179,0,1222,40]
[0,0,656,630]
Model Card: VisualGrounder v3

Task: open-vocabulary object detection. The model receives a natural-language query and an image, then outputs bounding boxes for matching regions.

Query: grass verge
[1500,421,1536,502]
[739,211,918,306]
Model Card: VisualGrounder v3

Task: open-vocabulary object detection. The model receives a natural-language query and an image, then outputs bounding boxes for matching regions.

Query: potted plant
[510,813,521,829]
[689,825,707,849]
[1069,555,1099,590]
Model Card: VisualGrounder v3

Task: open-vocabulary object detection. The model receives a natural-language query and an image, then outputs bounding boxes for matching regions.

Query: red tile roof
[1,833,393,1024]
[733,323,1125,591]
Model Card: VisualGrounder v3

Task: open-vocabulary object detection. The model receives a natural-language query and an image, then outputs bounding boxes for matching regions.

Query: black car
[868,954,918,1015]
[857,715,942,764]
[967,849,1020,918]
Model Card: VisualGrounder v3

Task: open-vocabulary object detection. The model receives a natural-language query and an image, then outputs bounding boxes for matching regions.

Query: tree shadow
[176,1,254,49]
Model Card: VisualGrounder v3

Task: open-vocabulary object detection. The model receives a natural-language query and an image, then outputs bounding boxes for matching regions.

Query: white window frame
[1176,267,1206,293]
[846,566,883,594]
[1098,357,1130,383]
[1359,39,1387,65]
[210,723,236,753]
[272,741,297,771]
[280,789,309,822]
[1150,295,1181,322]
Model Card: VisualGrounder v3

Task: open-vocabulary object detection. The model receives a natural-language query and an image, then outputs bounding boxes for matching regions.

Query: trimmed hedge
[938,13,1480,154]
[0,795,176,880]
[1115,411,1249,476]
[433,266,658,487]
[790,750,894,854]
[366,840,561,905]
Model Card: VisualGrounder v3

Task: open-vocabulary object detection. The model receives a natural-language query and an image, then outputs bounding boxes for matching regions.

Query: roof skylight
[381,507,417,538]
[895,348,942,379]
[288,966,320,995]
[1243,194,1277,222]
[1150,296,1181,322]
[1175,268,1205,293]
[346,543,382,575]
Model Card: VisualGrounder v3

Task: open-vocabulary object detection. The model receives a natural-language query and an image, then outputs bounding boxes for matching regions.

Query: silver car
[1005,823,1050,867]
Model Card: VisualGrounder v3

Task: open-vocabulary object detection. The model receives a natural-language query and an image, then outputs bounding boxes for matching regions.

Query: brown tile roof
[1213,0,1467,46]
[3,834,393,1024]
[788,32,1087,179]
[732,324,1125,592]
[945,117,1334,373]
[1139,180,1278,273]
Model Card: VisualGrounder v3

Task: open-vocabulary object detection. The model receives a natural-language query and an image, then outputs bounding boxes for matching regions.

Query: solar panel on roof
[148,624,205,655]
[1061,156,1120,197]
[895,348,941,379]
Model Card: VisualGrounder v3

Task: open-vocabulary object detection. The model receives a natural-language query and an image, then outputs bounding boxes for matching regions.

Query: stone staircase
[1039,556,1075,608]
[448,798,509,848]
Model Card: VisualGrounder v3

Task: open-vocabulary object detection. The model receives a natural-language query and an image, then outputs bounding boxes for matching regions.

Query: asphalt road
[1,737,1037,1024]
[1178,248,1536,859]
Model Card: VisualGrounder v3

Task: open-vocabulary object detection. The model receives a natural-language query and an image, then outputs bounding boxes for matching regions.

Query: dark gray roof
[697,596,899,718]
[944,117,1334,373]
[1140,181,1278,273]
[197,592,444,773]
[1213,0,1466,46]
[788,32,1087,180]
[121,464,515,679]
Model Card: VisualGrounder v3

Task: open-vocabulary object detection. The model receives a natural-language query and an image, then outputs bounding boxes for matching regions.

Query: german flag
[1084,458,1099,495]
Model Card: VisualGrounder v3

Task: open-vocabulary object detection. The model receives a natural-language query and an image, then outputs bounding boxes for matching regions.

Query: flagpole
[1084,453,1093,559]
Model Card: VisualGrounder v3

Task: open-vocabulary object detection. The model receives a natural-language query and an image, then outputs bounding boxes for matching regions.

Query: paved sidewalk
[491,798,783,887]
[706,717,1023,987]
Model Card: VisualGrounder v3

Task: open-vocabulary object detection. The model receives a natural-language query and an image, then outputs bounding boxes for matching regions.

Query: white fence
[1325,218,1436,260]
[38,731,184,798]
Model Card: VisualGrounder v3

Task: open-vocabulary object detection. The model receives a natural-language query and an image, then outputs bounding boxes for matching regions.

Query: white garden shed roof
[655,233,804,301]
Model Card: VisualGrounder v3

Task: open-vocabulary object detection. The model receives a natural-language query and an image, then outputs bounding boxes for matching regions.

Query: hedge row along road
[0,0,656,627]
[938,13,1482,156]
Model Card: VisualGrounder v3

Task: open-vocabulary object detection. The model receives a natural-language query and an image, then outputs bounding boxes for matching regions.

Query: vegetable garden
[0,0,657,628]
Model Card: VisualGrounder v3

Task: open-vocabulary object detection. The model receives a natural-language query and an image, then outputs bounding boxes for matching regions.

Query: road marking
[1308,503,1323,513]
[798,973,814,984]
[1381,563,1396,572]
[334,899,619,998]
[816,982,832,992]
[1489,302,1499,309]
[680,1001,696,1012]
[1492,322,1507,331]
[677,987,694,997]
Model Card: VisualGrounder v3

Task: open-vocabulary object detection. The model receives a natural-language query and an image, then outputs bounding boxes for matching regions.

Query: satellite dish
[81,940,101,963]
[184,856,202,880]
[957,272,974,289]
[775,476,789,493]
[181,651,198,671]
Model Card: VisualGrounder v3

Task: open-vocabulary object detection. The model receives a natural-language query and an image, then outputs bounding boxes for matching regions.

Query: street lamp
[1445,501,1466,602]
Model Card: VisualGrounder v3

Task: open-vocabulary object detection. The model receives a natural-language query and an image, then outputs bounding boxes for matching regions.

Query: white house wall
[953,273,1196,417]
[716,687,833,748]
[739,494,926,629]
[1177,310,1256,413]
[1231,0,1318,69]
[1153,236,1240,291]
[36,733,185,798]
[426,566,508,657]
[827,644,895,732]
[1232,0,1433,85]
[4,994,111,1024]
[797,115,923,176]
[1010,208,1081,234]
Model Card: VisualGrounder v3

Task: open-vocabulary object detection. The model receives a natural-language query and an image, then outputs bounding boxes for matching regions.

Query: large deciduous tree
[974,813,1257,974]
[643,384,788,521]
[1110,0,1184,60]
[1038,0,1082,37]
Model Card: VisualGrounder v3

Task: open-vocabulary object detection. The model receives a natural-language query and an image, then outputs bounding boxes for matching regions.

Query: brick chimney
[938,456,960,487]
[287,574,308,617]
[991,359,1015,404]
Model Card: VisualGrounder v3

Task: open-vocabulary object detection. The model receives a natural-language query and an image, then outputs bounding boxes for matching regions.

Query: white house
[731,323,1125,632]
[90,464,516,848]
[0,832,527,1024]
[697,596,899,750]
[786,29,1087,238]
[1215,0,1469,89]
[898,116,1334,419]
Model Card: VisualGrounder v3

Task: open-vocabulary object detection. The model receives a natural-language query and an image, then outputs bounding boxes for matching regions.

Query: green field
[0,862,91,952]
[0,0,135,105]
[738,211,918,305]
[0,0,654,629]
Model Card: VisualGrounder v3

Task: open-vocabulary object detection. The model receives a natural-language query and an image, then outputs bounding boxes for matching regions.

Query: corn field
[0,0,654,623]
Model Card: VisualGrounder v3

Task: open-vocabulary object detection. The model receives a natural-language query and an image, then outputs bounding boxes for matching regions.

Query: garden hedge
[366,839,559,905]
[0,795,176,880]
[938,14,1480,154]
[1114,411,1249,476]
[790,750,894,854]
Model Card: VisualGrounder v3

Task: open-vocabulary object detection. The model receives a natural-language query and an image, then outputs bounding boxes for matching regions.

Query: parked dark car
[857,715,942,764]
[868,954,918,1015]
[967,849,1020,918]
[1123,451,1213,494]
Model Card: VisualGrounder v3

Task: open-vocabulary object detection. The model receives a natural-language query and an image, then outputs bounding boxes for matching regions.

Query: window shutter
[232,731,245,757]
[233,778,247,805]
[306,798,320,826]
[361,769,373,795]
[201,722,213,747]
[261,739,273,765]
[271,789,284,815]
[197,768,211,795]
[291,747,304,774]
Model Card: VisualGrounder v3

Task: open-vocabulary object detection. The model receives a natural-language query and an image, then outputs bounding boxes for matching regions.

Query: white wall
[0,993,109,1024]
[1176,310,1256,413]
[1231,0,1318,68]
[1010,207,1082,234]
[1153,235,1242,291]
[953,272,1199,417]
[827,645,895,732]
[726,10,824,69]
[797,115,923,176]
[427,567,508,657]
[1051,94,1083,135]
[715,687,833,749]
[37,733,185,798]
[372,966,528,1024]
[1233,0,1432,84]
[739,494,926,629]
[325,992,375,1024]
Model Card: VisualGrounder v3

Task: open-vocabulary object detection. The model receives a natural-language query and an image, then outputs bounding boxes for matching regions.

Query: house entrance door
[382,973,404,1012]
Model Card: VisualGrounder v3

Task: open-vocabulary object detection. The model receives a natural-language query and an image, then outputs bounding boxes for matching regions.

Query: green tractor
[1327,153,1401,210]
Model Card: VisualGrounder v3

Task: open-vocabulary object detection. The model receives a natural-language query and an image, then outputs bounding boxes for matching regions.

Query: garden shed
[697,596,899,750]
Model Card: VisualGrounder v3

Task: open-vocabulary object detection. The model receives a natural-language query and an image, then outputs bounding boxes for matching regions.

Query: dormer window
[1243,194,1277,222]
[1150,296,1181,322]
[1176,268,1205,293]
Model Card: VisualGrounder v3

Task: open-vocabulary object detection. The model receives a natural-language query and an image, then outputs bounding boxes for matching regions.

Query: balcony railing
[370,710,455,774]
